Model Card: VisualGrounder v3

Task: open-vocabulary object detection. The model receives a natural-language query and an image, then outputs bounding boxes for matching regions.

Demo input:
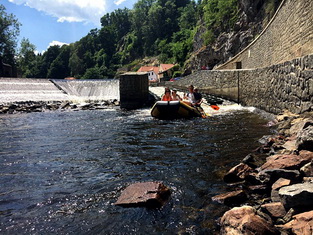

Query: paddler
[161,87,173,101]
[183,85,202,107]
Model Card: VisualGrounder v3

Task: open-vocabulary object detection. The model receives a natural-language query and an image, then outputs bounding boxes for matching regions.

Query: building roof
[159,64,175,73]
[137,66,159,74]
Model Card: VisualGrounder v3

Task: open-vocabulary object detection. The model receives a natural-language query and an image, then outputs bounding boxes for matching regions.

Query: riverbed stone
[278,210,313,235]
[257,168,300,185]
[261,202,287,218]
[260,151,313,171]
[271,178,291,202]
[301,161,313,177]
[220,206,279,235]
[223,163,253,183]
[278,182,313,209]
[296,125,313,151]
[115,182,170,208]
[211,190,247,206]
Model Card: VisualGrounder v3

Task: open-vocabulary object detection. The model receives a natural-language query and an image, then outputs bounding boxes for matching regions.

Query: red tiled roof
[137,66,159,74]
[159,64,175,73]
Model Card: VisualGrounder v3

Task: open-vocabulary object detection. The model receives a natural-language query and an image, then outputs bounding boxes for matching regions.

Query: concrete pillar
[119,72,149,110]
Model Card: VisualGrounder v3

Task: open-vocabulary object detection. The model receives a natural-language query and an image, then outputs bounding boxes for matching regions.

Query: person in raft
[161,87,173,101]
[183,85,202,107]
[194,87,203,106]
[172,89,182,101]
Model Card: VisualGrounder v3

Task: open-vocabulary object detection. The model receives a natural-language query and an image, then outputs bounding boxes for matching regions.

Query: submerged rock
[115,182,170,208]
[211,190,247,206]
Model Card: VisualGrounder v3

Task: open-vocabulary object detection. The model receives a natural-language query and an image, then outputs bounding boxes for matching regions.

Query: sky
[2,0,138,53]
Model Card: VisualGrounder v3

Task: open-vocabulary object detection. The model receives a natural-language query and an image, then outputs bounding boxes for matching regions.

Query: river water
[0,105,272,234]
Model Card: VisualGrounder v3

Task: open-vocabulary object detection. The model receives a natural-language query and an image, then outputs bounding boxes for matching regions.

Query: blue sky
[2,0,137,53]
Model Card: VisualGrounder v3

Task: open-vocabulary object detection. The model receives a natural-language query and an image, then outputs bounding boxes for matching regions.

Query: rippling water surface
[0,107,272,234]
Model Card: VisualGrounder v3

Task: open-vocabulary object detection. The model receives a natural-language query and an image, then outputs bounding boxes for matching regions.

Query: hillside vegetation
[1,0,281,79]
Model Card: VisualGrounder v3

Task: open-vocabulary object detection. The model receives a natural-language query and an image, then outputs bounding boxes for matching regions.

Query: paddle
[202,101,220,111]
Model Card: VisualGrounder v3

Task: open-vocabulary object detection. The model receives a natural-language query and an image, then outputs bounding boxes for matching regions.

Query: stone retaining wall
[171,54,313,114]
[217,0,313,70]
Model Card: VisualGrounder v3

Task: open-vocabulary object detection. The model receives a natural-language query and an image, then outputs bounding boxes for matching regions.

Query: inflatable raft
[151,101,203,120]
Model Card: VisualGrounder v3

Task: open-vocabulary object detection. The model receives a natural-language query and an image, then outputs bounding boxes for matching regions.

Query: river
[0,105,272,234]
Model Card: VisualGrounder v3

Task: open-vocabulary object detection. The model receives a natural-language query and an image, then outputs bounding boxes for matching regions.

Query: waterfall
[51,79,120,101]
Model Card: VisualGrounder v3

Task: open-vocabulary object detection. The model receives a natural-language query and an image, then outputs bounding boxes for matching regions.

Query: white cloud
[48,40,69,48]
[114,0,127,6]
[9,0,108,26]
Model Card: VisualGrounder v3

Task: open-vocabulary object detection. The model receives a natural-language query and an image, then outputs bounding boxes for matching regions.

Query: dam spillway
[0,78,70,103]
[0,78,120,104]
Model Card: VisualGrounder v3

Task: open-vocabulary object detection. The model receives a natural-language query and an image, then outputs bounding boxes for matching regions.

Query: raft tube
[151,101,202,120]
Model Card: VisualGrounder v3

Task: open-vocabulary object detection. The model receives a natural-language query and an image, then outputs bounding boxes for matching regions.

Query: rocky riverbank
[213,110,313,234]
[0,100,120,114]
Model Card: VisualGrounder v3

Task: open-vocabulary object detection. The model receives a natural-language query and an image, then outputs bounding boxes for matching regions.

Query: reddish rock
[271,178,291,202]
[279,210,313,235]
[220,206,279,235]
[261,202,287,218]
[115,182,170,208]
[260,151,313,170]
[223,163,253,183]
[211,190,247,206]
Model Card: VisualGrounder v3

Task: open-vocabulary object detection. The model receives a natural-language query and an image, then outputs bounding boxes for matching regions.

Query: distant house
[137,66,160,83]
[137,64,175,83]
[158,64,175,81]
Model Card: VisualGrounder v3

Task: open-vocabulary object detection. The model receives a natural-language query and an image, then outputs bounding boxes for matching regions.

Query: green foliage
[6,0,247,79]
[0,4,20,65]
[172,71,182,78]
[82,67,104,79]
[17,38,36,77]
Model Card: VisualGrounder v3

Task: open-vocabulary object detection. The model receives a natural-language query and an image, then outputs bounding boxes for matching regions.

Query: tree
[0,4,20,66]
[47,45,71,79]
[17,38,36,77]
[82,67,103,79]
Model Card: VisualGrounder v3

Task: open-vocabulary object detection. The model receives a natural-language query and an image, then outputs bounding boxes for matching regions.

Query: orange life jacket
[161,95,172,101]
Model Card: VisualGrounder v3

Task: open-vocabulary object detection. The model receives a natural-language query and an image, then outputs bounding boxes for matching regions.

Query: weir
[0,78,120,104]
[51,79,120,101]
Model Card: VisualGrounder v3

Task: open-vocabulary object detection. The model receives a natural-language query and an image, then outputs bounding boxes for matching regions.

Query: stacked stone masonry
[173,54,313,114]
[217,0,313,70]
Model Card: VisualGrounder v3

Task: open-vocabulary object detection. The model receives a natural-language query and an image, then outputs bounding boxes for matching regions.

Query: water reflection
[0,108,271,234]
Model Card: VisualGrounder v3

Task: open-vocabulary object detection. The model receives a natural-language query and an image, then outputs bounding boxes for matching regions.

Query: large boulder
[224,163,253,183]
[278,182,313,209]
[220,206,279,235]
[278,210,313,235]
[260,151,313,171]
[115,182,170,208]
